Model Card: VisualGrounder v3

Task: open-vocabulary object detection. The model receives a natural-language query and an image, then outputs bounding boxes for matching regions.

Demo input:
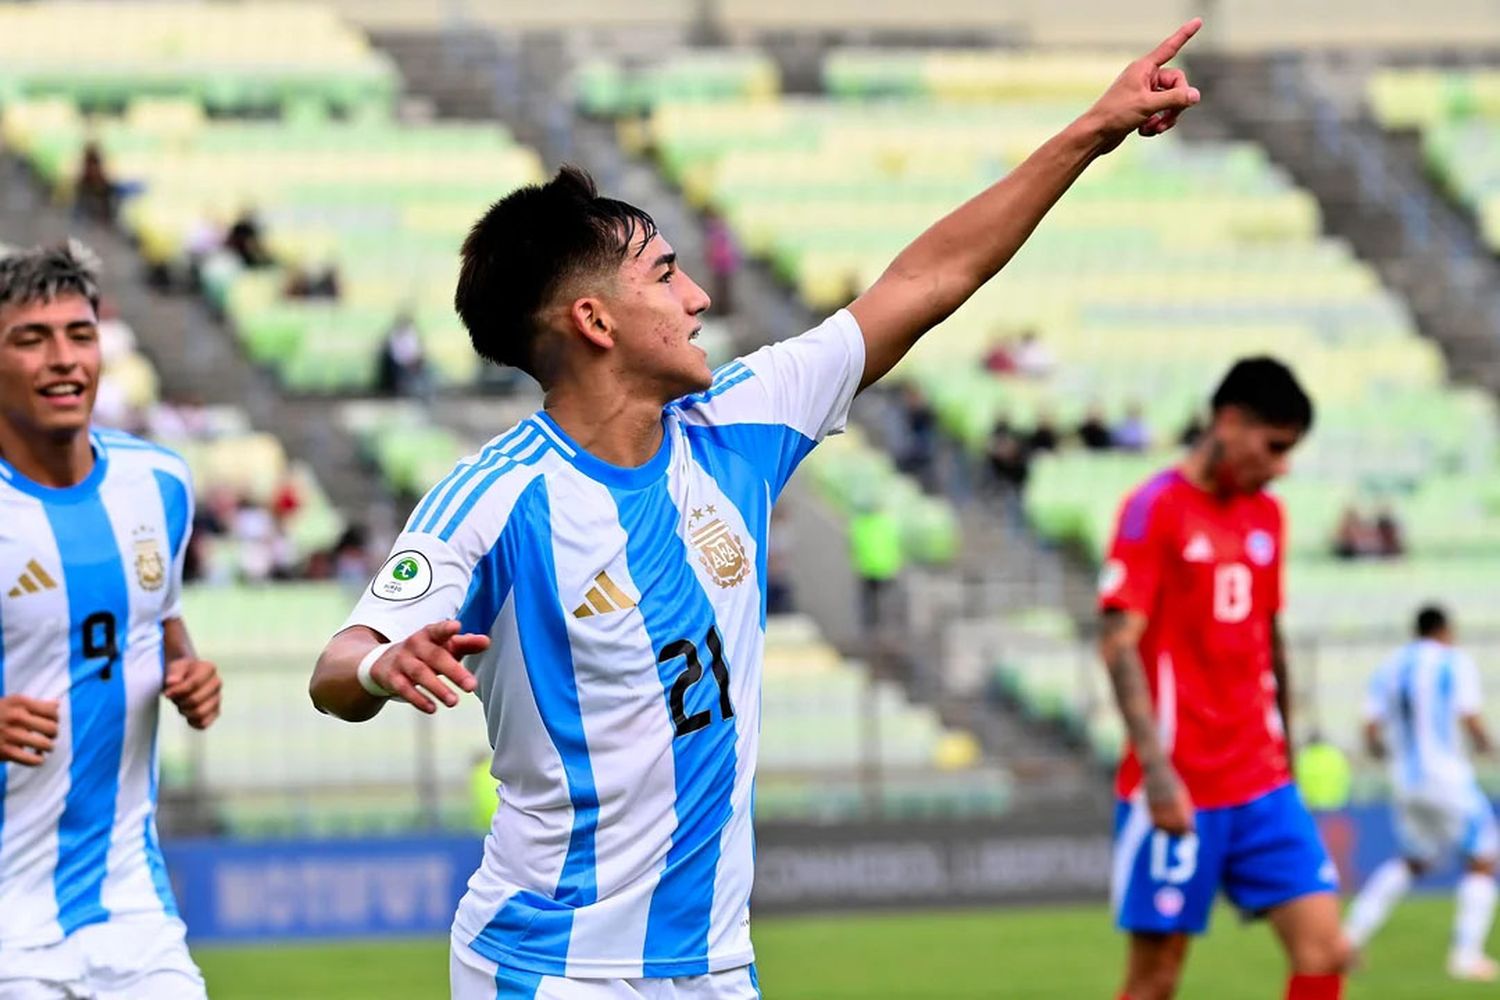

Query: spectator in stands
[224,208,273,269]
[987,416,1031,528]
[1029,410,1061,454]
[1076,403,1114,451]
[1012,330,1057,378]
[1374,505,1406,558]
[376,311,431,399]
[703,209,741,315]
[766,504,796,615]
[330,523,373,587]
[1332,505,1380,560]
[849,499,903,634]
[73,141,117,225]
[983,337,1017,374]
[282,260,341,300]
[895,384,937,486]
[1112,401,1151,452]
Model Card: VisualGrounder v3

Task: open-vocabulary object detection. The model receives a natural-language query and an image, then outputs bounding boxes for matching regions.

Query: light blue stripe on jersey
[472,479,599,973]
[609,476,738,976]
[1436,653,1456,753]
[682,426,775,628]
[494,965,543,999]
[47,488,132,935]
[1397,645,1422,789]
[153,469,190,561]
[412,424,535,535]
[670,362,753,412]
[680,423,815,504]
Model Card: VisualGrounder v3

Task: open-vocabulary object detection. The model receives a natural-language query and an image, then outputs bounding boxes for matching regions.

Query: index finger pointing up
[1149,17,1203,67]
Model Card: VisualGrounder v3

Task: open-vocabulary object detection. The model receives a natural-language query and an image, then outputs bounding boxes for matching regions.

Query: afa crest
[689,505,748,589]
[133,527,165,591]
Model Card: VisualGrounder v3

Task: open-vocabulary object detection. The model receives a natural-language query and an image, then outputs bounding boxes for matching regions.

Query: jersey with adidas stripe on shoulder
[0,428,194,949]
[343,310,865,978]
[1098,468,1288,810]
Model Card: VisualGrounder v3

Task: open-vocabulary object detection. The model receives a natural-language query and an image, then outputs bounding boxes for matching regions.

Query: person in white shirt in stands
[1346,605,1500,981]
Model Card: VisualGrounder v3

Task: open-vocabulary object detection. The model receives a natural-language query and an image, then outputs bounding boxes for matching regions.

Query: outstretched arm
[849,18,1203,391]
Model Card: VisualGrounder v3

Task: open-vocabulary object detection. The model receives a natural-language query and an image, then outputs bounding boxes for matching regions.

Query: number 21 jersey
[1097,469,1289,810]
[342,311,865,979]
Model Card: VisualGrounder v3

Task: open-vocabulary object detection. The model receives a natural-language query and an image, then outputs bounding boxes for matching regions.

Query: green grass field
[196,897,1475,999]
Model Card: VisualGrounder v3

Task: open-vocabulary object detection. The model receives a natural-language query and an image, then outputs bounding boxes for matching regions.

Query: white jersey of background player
[0,244,222,1000]
[311,25,1203,999]
[1345,605,1500,982]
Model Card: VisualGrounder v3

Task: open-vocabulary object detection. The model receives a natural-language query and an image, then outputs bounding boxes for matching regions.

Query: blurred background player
[0,243,222,999]
[1344,605,1500,982]
[311,22,1203,999]
[1098,357,1348,1000]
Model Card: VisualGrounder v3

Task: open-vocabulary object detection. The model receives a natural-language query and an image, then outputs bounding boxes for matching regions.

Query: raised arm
[1100,608,1193,835]
[849,18,1202,390]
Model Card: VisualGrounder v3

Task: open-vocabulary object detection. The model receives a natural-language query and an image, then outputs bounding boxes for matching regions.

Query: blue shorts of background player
[1112,783,1340,934]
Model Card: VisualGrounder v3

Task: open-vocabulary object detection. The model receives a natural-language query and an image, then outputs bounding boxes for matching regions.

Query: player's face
[1218,411,1303,493]
[606,234,713,398]
[0,294,102,441]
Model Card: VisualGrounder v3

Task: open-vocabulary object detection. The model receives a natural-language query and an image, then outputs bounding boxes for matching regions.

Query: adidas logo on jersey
[8,560,57,598]
[1183,533,1214,563]
[573,571,638,619]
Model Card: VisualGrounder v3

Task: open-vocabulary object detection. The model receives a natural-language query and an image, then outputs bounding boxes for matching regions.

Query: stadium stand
[1368,66,1500,251]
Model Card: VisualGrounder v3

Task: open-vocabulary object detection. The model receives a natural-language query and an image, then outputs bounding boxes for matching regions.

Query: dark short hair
[0,240,101,317]
[454,165,657,375]
[1211,356,1314,431]
[1415,605,1449,638]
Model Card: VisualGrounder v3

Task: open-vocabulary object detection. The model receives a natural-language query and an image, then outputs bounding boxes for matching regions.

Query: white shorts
[450,938,760,1000]
[0,915,205,1000]
[1396,786,1500,865]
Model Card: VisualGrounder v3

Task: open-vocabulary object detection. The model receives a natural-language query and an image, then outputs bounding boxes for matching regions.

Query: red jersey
[1098,468,1289,809]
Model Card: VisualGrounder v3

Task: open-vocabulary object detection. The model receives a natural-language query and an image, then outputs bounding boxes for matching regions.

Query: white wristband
[356,642,396,698]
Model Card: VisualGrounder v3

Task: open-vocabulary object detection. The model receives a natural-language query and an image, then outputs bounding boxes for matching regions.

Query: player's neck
[1180,441,1233,498]
[0,422,94,488]
[543,383,665,470]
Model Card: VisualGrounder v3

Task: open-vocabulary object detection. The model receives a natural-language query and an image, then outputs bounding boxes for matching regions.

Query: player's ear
[568,295,615,351]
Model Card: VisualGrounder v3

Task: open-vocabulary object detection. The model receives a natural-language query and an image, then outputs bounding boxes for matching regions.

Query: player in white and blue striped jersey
[311,33,1204,998]
[0,243,222,999]
[1346,606,1500,982]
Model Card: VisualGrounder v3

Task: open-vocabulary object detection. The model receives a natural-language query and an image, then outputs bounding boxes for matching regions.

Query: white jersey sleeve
[670,309,865,499]
[339,421,554,643]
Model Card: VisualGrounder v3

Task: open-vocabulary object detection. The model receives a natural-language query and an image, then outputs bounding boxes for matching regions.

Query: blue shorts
[1112,783,1338,935]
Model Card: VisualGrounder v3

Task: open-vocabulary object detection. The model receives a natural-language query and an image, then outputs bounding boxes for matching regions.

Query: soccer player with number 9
[1098,358,1350,1000]
[0,243,220,999]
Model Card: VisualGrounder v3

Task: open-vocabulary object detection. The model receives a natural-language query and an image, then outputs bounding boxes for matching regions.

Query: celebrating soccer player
[0,243,221,998]
[1345,605,1500,981]
[1098,358,1348,1000]
[311,21,1204,999]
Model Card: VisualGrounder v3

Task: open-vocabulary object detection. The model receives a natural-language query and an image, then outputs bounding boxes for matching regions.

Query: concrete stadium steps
[1193,52,1500,393]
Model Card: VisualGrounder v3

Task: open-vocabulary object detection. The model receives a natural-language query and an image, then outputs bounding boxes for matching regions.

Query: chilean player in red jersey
[1098,357,1349,1000]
